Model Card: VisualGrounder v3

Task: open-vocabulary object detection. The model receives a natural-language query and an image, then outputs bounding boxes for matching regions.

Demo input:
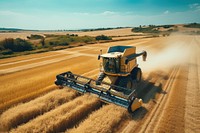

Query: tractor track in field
[153,37,200,133]
[184,41,200,133]
[139,66,180,133]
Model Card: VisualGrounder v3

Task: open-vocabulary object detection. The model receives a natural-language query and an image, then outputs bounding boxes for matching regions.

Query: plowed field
[0,34,199,133]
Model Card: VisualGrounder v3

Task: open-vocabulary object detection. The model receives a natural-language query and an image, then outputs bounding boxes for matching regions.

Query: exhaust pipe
[142,51,147,61]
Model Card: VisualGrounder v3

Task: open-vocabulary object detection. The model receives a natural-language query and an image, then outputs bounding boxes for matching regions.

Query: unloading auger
[55,46,147,112]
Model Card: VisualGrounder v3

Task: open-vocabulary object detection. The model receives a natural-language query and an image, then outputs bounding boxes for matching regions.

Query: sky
[0,0,200,30]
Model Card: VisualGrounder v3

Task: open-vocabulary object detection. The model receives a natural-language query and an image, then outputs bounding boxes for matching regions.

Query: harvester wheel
[117,76,133,90]
[131,67,142,83]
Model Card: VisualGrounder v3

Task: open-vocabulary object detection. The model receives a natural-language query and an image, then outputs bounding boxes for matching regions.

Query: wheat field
[0,30,199,132]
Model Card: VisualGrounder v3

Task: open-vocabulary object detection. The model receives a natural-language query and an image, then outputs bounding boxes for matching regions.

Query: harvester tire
[117,76,133,90]
[131,67,142,83]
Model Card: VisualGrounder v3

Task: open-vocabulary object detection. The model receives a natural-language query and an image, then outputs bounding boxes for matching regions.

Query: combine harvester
[55,46,147,112]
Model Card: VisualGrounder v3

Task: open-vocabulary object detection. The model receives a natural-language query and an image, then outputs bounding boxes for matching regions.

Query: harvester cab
[97,46,147,86]
[55,46,147,112]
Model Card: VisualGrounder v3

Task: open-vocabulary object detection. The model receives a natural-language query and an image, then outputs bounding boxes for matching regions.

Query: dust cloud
[138,39,191,73]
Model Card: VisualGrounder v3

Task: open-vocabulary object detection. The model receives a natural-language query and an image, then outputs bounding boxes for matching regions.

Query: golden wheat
[11,95,101,133]
[67,104,128,133]
[0,56,98,112]
[0,89,79,131]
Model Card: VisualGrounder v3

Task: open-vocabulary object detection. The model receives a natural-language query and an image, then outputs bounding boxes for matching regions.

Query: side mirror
[98,50,102,60]
[98,55,101,60]
[125,59,129,65]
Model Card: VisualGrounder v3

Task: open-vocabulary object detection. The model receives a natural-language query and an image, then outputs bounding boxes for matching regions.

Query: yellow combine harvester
[55,46,147,112]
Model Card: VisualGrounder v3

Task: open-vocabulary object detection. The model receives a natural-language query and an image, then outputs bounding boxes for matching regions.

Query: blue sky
[0,0,200,30]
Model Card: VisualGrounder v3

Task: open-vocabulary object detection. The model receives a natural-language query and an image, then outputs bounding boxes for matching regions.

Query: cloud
[101,11,116,15]
[71,11,117,16]
[189,3,200,11]
[163,10,169,14]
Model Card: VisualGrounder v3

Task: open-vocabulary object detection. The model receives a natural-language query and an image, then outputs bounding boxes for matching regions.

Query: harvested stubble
[68,104,128,133]
[0,88,79,131]
[11,94,101,133]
